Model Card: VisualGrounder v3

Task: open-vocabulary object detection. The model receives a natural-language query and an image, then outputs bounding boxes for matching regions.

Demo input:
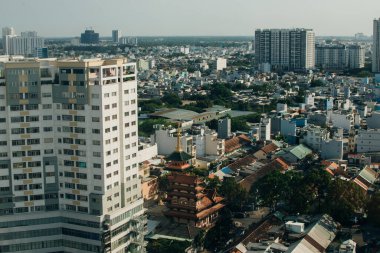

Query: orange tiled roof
[225,135,251,153]
[261,143,279,154]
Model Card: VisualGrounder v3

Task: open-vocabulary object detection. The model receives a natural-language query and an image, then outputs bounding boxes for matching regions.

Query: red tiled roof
[228,155,256,171]
[261,143,279,154]
[225,135,251,153]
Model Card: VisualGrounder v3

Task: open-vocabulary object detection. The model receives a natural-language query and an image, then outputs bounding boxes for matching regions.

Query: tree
[162,93,182,107]
[220,177,249,211]
[231,117,250,132]
[323,179,368,224]
[139,118,170,137]
[146,239,191,253]
[210,83,232,100]
[367,192,380,227]
[204,208,233,251]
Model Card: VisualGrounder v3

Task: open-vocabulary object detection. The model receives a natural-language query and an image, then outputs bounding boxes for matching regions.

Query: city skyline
[1,0,380,37]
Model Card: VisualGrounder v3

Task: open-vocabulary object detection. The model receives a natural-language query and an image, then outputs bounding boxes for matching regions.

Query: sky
[1,0,380,37]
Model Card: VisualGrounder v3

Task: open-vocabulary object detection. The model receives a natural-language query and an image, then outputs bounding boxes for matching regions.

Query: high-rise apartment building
[373,18,380,73]
[315,44,365,70]
[0,58,146,252]
[2,27,16,54]
[315,44,347,70]
[112,30,121,43]
[255,28,315,71]
[2,28,44,57]
[347,45,365,69]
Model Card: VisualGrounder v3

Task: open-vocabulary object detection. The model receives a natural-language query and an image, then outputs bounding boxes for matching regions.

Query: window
[43,115,52,120]
[11,128,25,134]
[42,92,51,97]
[92,140,100,146]
[94,175,101,180]
[75,139,86,145]
[91,94,99,99]
[26,127,39,133]
[42,104,52,109]
[92,129,100,134]
[27,138,40,145]
[104,105,110,110]
[112,103,117,108]
[92,105,99,110]
[93,152,101,157]
[26,116,39,122]
[12,151,25,157]
[12,139,25,146]
[43,127,53,132]
[93,163,101,168]
[92,117,100,122]
[11,116,24,123]
[76,184,87,191]
[104,93,109,98]
[112,92,117,96]
[76,173,87,179]
[74,116,85,122]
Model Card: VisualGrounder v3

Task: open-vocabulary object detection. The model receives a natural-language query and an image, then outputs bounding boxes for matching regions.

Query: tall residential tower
[255,28,315,71]
[373,18,380,73]
[0,58,145,253]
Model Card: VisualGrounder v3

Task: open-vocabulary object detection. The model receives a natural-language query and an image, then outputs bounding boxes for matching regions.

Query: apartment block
[0,58,146,253]
[255,28,315,71]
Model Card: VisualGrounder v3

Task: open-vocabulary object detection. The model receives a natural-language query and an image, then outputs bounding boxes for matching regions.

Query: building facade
[0,58,145,252]
[80,29,100,44]
[112,30,121,43]
[255,28,315,71]
[2,29,44,57]
[373,18,380,73]
[315,44,347,70]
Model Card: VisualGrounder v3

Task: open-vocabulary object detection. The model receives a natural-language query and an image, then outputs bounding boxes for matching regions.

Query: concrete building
[276,103,288,113]
[300,125,329,151]
[366,112,380,129]
[280,119,297,137]
[330,111,354,131]
[3,30,44,57]
[373,18,380,73]
[304,94,315,106]
[216,58,227,71]
[111,30,121,43]
[347,44,365,69]
[150,125,194,156]
[194,127,225,157]
[218,117,231,139]
[2,27,16,54]
[259,118,271,142]
[357,129,380,153]
[255,28,315,71]
[321,139,344,160]
[80,29,99,44]
[315,44,347,70]
[0,58,146,252]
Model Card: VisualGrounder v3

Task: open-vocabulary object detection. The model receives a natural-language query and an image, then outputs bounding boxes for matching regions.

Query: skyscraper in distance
[373,18,380,73]
[0,58,146,252]
[2,27,16,54]
[112,30,121,43]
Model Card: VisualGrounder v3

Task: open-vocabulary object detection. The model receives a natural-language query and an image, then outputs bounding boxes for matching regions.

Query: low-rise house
[276,144,313,164]
[285,214,339,253]
[352,166,379,192]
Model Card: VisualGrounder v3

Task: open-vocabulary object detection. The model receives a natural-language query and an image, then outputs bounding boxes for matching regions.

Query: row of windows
[0,238,100,252]
[63,183,88,191]
[14,183,42,191]
[0,193,57,204]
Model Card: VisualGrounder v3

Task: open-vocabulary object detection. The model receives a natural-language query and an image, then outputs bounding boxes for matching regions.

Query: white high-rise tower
[0,58,146,253]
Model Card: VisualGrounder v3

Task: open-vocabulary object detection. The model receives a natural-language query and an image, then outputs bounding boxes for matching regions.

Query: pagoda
[164,173,225,228]
[165,124,193,171]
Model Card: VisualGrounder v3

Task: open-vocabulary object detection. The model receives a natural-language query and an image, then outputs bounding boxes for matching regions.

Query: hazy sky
[1,0,379,37]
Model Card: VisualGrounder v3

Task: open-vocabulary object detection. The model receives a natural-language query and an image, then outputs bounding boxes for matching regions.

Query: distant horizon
[2,0,379,37]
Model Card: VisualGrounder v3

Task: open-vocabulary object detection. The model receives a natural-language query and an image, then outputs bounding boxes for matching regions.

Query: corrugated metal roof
[289,144,312,159]
[286,214,338,253]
